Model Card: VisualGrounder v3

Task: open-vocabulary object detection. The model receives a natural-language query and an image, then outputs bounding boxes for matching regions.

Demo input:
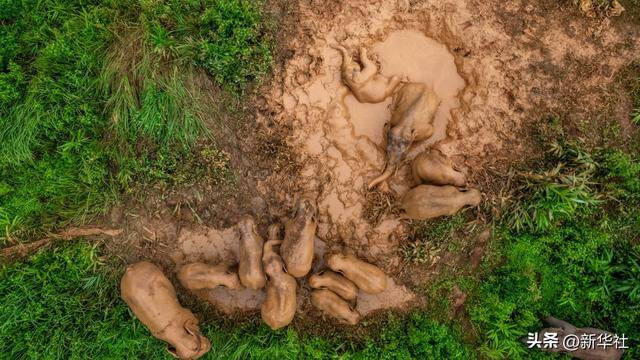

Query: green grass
[0,242,167,359]
[402,214,467,264]
[0,0,272,244]
[470,224,640,359]
[0,241,474,359]
[469,145,640,359]
[508,138,601,232]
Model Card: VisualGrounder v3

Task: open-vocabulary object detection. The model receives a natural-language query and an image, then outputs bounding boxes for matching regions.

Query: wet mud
[113,0,639,321]
[260,0,638,263]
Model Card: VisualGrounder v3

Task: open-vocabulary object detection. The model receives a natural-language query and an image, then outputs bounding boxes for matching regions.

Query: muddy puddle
[274,27,468,256]
[173,28,465,316]
[112,0,640,328]
[347,30,465,150]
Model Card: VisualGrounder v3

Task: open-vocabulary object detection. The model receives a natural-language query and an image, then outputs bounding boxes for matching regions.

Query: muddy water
[197,287,265,315]
[172,225,262,313]
[249,29,464,317]
[177,30,464,317]
[282,29,465,250]
[348,30,465,150]
[173,227,240,265]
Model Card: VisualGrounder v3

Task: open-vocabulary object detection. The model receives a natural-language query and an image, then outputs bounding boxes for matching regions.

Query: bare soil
[101,0,639,327]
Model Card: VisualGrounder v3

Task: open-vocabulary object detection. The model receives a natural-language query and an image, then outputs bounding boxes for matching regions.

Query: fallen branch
[1,227,123,260]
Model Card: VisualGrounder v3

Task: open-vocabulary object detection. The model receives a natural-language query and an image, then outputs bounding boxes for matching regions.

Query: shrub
[198,0,273,89]
[471,145,640,359]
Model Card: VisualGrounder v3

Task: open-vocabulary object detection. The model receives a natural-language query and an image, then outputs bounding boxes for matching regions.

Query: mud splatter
[371,29,465,149]
[268,25,466,255]
[172,226,239,265]
[356,277,415,316]
[260,0,638,264]
[196,287,265,315]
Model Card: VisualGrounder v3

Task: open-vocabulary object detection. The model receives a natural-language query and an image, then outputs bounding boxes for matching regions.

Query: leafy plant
[402,215,467,264]
[197,0,273,90]
[508,139,601,232]
[471,143,640,359]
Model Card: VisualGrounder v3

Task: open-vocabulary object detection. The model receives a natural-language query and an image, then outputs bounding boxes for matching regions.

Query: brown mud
[102,0,638,324]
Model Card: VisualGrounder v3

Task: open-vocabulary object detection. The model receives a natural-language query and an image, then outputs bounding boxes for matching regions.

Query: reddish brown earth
[100,0,639,322]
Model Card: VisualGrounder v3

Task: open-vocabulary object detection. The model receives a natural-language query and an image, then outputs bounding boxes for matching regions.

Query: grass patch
[0,242,167,359]
[0,0,273,244]
[402,214,467,265]
[0,241,474,359]
[507,137,601,232]
[469,142,640,359]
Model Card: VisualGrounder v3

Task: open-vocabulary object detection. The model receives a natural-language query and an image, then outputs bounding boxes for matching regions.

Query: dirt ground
[100,0,639,324]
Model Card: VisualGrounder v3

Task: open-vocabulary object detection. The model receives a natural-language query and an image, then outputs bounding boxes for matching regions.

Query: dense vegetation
[0,0,272,244]
[470,138,640,359]
[1,1,639,359]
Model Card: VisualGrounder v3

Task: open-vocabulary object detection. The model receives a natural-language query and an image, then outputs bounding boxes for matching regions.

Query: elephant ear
[183,319,203,352]
[166,346,180,359]
[164,319,203,358]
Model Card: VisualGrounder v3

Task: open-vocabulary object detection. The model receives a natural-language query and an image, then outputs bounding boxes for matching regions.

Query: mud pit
[271,15,475,265]
[347,30,465,148]
[171,26,475,317]
[252,0,637,316]
[171,223,415,316]
[112,0,639,322]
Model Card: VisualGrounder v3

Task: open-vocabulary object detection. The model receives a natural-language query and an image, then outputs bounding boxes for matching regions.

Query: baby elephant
[411,149,467,187]
[177,263,241,291]
[309,270,359,301]
[401,185,481,220]
[281,197,317,278]
[326,253,387,294]
[369,82,441,189]
[261,225,298,330]
[311,289,361,325]
[334,45,401,104]
[238,216,266,290]
[121,261,211,359]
